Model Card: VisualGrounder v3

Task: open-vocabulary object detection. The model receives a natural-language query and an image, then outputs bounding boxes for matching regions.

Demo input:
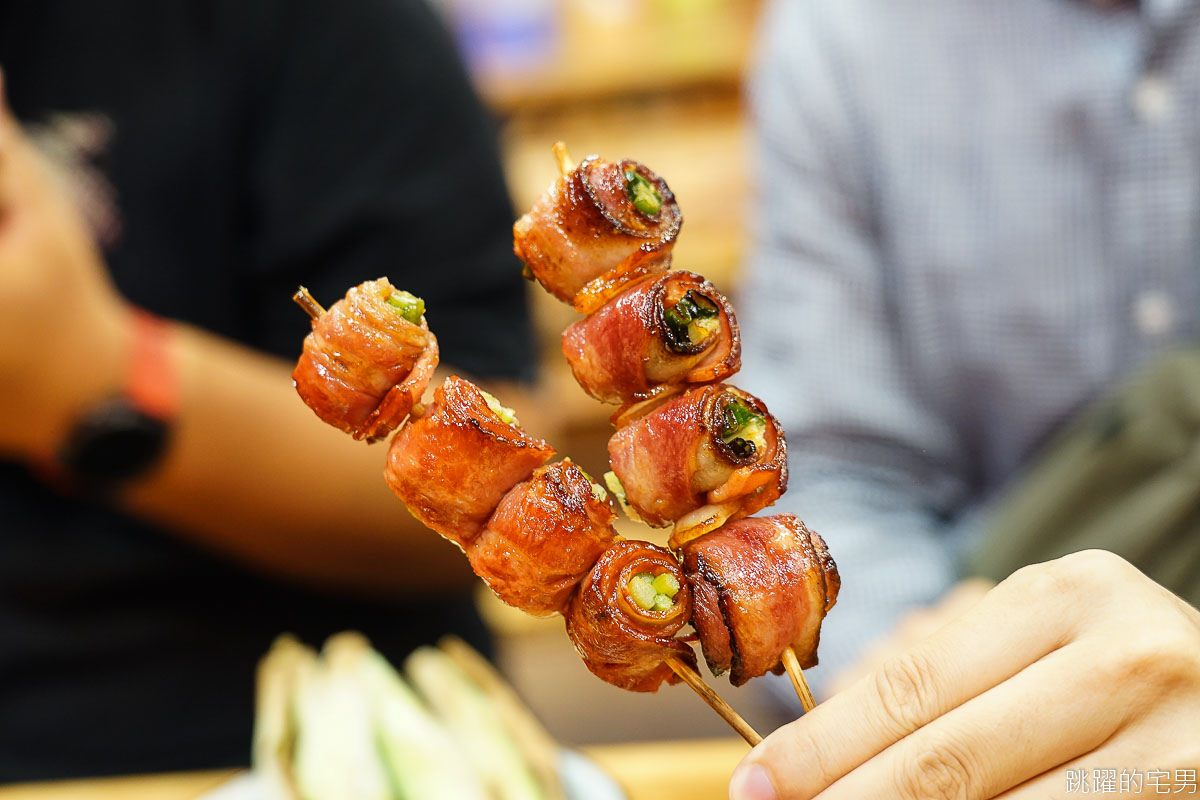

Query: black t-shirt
[0,0,532,781]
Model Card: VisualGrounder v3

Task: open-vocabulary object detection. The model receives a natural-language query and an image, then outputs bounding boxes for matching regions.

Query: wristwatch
[56,309,178,492]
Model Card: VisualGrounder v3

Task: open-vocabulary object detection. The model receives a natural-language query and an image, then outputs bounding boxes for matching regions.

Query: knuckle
[894,741,975,800]
[872,651,939,735]
[1015,550,1131,601]
[1056,549,1134,583]
[1104,625,1200,691]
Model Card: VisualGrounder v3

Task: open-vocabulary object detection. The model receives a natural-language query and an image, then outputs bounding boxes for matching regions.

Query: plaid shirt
[739,0,1200,689]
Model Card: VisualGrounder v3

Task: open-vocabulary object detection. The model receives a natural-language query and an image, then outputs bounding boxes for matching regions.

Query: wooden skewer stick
[666,657,762,746]
[293,286,326,320]
[781,646,817,713]
[552,141,575,176]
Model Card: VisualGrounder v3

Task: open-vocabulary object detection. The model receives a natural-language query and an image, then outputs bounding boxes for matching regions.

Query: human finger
[811,641,1128,800]
[731,553,1113,799]
[995,713,1200,800]
[827,577,996,696]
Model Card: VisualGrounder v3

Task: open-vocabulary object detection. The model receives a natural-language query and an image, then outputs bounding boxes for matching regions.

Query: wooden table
[0,738,750,800]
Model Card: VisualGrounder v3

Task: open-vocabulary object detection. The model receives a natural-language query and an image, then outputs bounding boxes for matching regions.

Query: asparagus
[325,633,489,800]
[406,646,547,800]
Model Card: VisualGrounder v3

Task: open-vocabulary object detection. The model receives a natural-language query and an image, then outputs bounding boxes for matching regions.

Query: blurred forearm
[121,321,480,597]
[0,59,541,600]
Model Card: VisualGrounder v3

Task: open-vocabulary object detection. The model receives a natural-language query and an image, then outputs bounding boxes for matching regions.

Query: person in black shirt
[0,0,536,781]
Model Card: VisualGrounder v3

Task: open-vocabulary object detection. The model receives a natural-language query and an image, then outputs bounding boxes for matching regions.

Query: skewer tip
[293,286,326,321]
[551,141,576,176]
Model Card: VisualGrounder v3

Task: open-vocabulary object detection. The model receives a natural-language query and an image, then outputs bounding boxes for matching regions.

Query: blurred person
[0,0,537,781]
[738,0,1200,700]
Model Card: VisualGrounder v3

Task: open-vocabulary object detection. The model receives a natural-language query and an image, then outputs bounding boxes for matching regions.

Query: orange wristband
[127,309,177,421]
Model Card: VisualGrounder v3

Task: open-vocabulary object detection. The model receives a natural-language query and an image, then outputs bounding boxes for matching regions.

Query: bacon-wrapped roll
[468,460,618,617]
[561,271,741,407]
[605,385,786,548]
[293,278,439,442]
[384,376,555,549]
[514,155,682,315]
[565,539,696,692]
[682,515,839,686]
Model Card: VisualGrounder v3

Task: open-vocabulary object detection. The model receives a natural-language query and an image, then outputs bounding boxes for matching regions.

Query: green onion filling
[479,390,519,427]
[721,398,767,459]
[624,169,663,216]
[627,571,679,612]
[604,471,627,506]
[662,290,720,353]
[576,464,609,503]
[386,290,425,325]
[604,471,648,525]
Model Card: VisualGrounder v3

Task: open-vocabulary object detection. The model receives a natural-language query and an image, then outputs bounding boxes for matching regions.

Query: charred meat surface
[682,516,839,686]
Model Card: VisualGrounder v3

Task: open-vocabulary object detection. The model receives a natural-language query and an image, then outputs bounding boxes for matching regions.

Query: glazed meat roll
[385,376,555,549]
[469,460,618,616]
[514,155,682,314]
[605,385,787,548]
[561,271,740,406]
[293,278,438,442]
[565,539,696,692]
[682,515,840,686]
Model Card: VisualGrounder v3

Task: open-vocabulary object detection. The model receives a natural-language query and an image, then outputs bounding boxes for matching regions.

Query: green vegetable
[405,648,545,800]
[604,471,627,505]
[627,572,659,610]
[628,571,677,612]
[652,572,680,598]
[334,636,490,800]
[480,391,519,427]
[721,398,767,459]
[387,290,426,325]
[572,461,609,503]
[291,641,393,800]
[624,168,663,216]
[662,290,720,353]
[604,471,648,525]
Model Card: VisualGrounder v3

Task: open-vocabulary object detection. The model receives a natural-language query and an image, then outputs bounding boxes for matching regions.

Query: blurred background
[7,0,1199,793]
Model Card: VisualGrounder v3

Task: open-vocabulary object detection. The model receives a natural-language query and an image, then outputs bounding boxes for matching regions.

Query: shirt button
[1133,290,1174,338]
[1132,74,1173,122]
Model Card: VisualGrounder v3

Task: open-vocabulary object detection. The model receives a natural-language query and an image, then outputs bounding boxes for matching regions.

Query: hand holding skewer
[731,552,1200,799]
